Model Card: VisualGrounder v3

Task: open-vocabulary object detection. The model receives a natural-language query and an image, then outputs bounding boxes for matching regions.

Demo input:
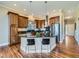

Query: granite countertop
[18,34,56,38]
[19,35,55,38]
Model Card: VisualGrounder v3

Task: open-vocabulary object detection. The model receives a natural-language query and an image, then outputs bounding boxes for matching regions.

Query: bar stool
[41,38,50,53]
[27,39,36,53]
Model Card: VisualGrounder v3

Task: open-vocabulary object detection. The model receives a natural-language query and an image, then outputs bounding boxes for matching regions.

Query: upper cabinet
[8,12,28,28]
[8,12,19,26]
[49,16,59,25]
[35,20,45,28]
[18,16,28,28]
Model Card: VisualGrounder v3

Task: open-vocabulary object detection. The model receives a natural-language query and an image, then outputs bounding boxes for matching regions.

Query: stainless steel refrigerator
[50,23,60,43]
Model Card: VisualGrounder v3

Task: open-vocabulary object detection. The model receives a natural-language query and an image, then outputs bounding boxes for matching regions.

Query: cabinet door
[36,20,40,28]
[35,20,45,28]
[49,16,59,26]
[8,12,19,45]
[9,13,18,26]
[18,16,28,28]
[35,20,39,28]
[10,26,19,44]
[40,20,45,28]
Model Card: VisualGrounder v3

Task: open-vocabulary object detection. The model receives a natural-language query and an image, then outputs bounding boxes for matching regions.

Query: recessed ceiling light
[24,9,26,11]
[14,4,16,6]
[52,9,56,12]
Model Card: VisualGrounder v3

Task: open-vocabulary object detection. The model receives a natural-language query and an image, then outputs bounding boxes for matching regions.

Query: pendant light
[45,1,49,27]
[29,1,34,21]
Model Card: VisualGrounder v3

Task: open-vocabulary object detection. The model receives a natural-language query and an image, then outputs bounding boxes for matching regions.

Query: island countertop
[18,34,55,38]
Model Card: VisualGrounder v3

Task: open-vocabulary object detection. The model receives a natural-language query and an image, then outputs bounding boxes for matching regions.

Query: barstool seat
[41,38,50,53]
[27,39,36,53]
[42,39,50,45]
[27,39,35,45]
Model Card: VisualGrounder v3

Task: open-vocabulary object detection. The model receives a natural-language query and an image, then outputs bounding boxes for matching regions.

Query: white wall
[66,24,75,36]
[0,6,9,46]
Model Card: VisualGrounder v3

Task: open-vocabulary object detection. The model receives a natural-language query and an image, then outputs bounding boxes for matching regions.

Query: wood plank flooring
[50,36,79,58]
[0,44,23,58]
[50,44,79,58]
[0,44,51,58]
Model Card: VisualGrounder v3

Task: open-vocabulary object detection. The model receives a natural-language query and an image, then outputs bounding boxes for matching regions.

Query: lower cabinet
[20,37,56,53]
[10,35,20,45]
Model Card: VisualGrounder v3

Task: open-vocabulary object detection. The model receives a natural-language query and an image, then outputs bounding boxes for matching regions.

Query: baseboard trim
[0,43,9,47]
[9,42,20,46]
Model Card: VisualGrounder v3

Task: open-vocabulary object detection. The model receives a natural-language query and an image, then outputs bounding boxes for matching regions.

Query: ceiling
[0,1,79,19]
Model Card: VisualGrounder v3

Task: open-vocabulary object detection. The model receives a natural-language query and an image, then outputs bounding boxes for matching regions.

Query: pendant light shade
[28,1,34,21]
[45,1,49,27]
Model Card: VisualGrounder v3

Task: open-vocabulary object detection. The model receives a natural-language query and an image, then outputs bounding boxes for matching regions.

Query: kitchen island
[20,36,56,53]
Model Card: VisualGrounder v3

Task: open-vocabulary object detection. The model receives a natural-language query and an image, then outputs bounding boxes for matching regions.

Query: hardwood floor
[0,44,23,58]
[0,44,51,58]
[50,36,79,58]
[50,44,79,58]
[0,36,79,58]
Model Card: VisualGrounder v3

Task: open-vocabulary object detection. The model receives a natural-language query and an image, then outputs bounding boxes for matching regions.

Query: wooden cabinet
[35,20,39,28]
[18,16,28,28]
[35,20,45,28]
[8,12,28,45]
[49,16,59,25]
[8,12,19,45]
[40,20,45,28]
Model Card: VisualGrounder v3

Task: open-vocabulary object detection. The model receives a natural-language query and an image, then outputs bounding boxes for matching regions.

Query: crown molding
[0,4,28,17]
